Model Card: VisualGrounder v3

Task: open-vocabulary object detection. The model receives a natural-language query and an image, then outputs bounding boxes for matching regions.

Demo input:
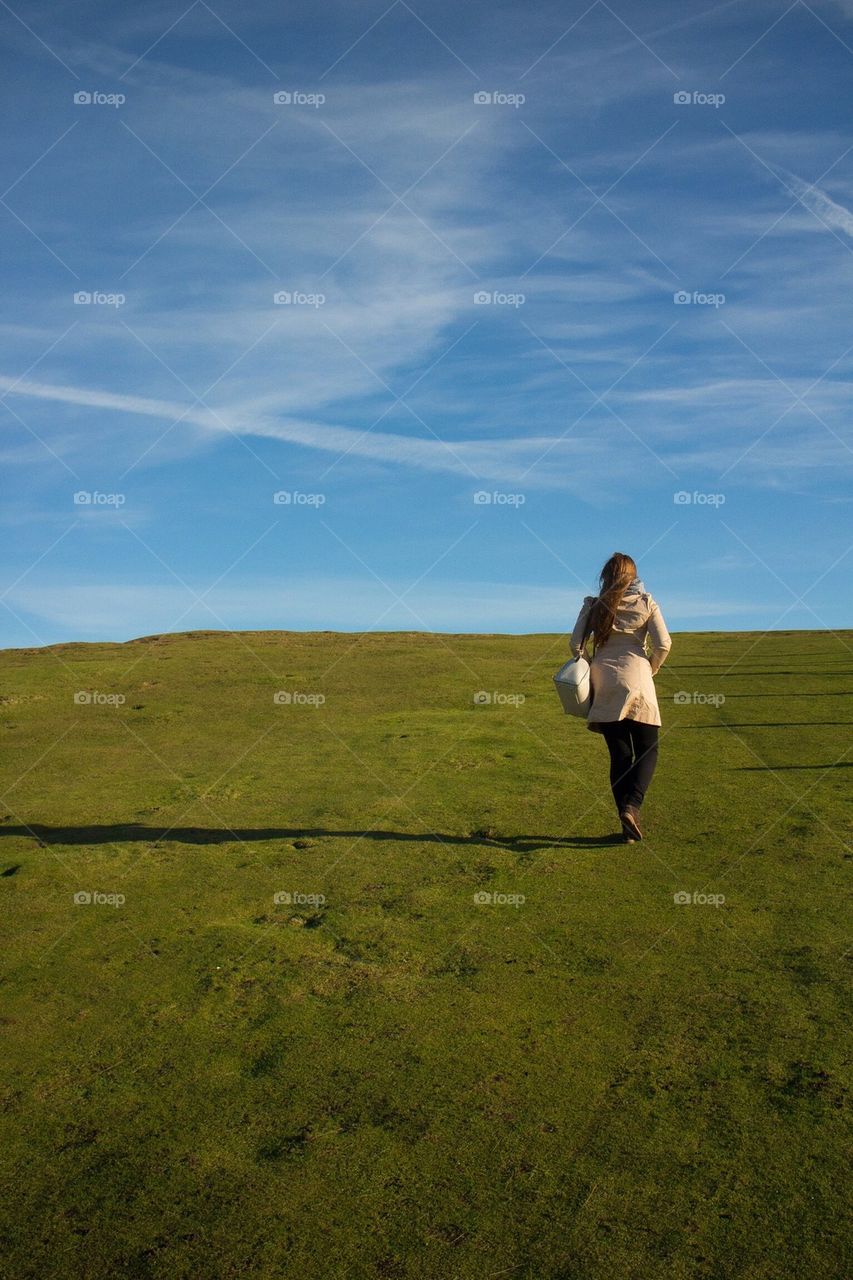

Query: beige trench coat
[570,583,672,732]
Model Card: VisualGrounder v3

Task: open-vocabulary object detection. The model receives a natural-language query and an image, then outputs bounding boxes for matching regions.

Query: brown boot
[620,805,643,841]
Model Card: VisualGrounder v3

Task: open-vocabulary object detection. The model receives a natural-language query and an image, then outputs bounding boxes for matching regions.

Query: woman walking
[570,553,672,843]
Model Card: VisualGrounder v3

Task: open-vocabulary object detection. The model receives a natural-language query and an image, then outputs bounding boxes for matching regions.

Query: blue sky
[1,0,852,644]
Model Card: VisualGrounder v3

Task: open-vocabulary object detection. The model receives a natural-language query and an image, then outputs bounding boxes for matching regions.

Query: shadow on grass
[731,762,852,771]
[0,823,625,851]
[706,670,853,677]
[698,691,853,698]
[684,722,853,728]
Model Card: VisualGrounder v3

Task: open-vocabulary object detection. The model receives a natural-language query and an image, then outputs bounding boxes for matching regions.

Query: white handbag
[553,655,591,717]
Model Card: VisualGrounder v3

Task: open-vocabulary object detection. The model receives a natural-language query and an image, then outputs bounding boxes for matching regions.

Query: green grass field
[0,628,850,1279]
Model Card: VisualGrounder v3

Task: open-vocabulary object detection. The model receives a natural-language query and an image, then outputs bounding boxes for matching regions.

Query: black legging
[600,719,659,811]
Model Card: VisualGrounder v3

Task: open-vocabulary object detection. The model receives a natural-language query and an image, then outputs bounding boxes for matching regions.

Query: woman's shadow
[0,823,624,851]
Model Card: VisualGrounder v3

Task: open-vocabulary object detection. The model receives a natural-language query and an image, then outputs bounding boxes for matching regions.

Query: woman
[570,553,672,843]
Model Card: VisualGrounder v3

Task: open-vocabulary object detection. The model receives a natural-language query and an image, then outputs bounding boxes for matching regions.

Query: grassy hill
[0,628,850,1279]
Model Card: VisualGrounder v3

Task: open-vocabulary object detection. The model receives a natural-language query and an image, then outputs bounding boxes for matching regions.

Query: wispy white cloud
[777,168,853,238]
[0,371,624,488]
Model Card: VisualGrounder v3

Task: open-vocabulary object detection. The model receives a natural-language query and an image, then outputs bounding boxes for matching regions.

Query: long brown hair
[584,552,638,650]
